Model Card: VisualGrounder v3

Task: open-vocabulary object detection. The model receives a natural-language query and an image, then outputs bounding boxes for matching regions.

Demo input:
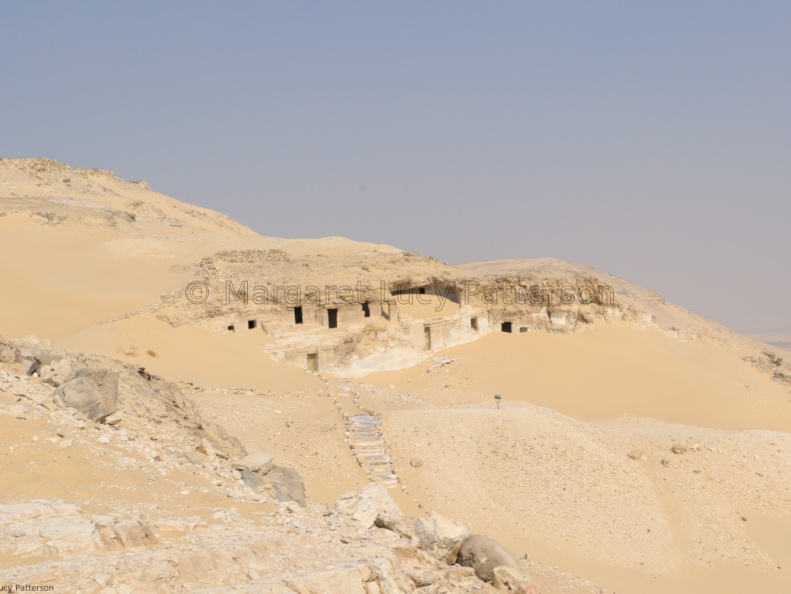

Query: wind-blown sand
[366,324,791,431]
[59,314,321,393]
[2,159,790,593]
[357,326,791,593]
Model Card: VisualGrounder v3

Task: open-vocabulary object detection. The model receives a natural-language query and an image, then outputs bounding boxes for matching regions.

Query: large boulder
[414,512,470,563]
[19,357,40,376]
[53,369,118,423]
[457,534,522,583]
[73,369,118,417]
[239,468,265,491]
[234,451,274,475]
[54,377,105,422]
[336,483,411,537]
[260,466,306,507]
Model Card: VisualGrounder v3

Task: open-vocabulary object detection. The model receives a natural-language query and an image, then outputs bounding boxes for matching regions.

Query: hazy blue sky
[2,2,789,333]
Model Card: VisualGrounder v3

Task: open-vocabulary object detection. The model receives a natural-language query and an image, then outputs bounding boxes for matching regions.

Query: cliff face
[145,246,633,374]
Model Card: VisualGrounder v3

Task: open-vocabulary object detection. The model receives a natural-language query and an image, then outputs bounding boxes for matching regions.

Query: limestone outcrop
[53,368,119,423]
[415,512,471,564]
[0,333,543,593]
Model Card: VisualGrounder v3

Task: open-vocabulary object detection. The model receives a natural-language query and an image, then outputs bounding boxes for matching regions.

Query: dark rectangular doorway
[501,322,512,333]
[328,308,338,329]
[362,302,370,318]
[294,306,303,325]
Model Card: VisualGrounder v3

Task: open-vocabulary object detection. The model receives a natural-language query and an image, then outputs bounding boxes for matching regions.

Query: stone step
[325,378,404,492]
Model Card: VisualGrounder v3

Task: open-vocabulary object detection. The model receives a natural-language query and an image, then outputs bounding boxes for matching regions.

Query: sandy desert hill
[1,158,791,594]
[0,158,402,341]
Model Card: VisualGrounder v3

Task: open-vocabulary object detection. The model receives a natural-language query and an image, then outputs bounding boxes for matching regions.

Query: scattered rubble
[0,335,544,592]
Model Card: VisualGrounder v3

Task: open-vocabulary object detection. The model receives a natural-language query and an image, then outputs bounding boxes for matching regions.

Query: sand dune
[365,324,791,431]
[357,327,791,593]
[2,159,790,593]
[0,216,194,339]
[381,405,791,594]
[59,314,320,393]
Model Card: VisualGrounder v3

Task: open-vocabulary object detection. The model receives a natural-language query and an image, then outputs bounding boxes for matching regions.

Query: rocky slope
[0,335,565,593]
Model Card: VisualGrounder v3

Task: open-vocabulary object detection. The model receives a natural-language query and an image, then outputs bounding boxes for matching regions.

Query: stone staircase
[309,372,399,489]
[347,413,398,487]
